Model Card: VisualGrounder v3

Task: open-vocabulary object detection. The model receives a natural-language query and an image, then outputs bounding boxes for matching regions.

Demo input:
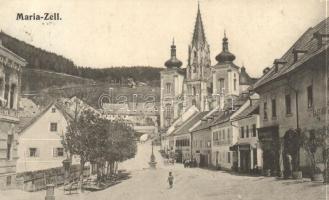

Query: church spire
[192,3,206,48]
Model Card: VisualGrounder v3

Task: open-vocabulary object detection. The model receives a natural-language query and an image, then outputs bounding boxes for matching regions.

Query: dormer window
[313,31,329,47]
[292,48,307,63]
[273,59,287,73]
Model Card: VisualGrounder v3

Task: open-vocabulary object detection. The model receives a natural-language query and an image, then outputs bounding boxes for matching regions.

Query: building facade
[16,104,78,172]
[0,40,26,189]
[230,97,262,173]
[253,18,329,176]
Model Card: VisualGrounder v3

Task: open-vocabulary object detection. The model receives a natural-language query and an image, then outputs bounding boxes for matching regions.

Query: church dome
[215,33,236,63]
[165,40,182,68]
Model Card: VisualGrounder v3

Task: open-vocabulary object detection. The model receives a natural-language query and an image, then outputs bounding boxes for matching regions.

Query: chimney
[292,48,307,63]
[313,31,329,48]
[263,67,270,75]
[273,59,287,73]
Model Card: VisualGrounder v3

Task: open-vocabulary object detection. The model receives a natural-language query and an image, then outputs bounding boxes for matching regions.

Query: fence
[16,164,90,192]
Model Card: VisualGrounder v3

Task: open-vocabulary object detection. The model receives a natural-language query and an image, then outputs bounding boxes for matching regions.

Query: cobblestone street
[1,141,327,200]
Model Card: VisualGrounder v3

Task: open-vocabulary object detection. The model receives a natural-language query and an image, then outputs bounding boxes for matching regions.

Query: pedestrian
[167,172,174,188]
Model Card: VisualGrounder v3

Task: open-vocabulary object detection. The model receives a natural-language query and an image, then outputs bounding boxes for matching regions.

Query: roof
[240,66,257,85]
[253,17,329,90]
[17,103,55,134]
[172,111,209,136]
[232,100,260,121]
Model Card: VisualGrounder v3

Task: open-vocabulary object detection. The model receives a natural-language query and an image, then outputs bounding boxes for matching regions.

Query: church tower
[160,39,185,129]
[212,31,240,109]
[185,4,211,111]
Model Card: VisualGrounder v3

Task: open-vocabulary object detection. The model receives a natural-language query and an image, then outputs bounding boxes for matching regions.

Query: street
[1,141,327,200]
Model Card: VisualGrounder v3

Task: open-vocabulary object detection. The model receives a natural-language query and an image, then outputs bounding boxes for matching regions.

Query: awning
[229,143,257,151]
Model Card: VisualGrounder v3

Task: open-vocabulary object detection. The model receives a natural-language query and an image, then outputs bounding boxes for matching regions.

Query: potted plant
[312,164,324,182]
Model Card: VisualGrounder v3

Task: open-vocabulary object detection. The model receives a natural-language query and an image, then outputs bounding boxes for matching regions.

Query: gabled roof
[232,100,260,121]
[17,102,57,134]
[253,18,329,90]
[172,111,209,136]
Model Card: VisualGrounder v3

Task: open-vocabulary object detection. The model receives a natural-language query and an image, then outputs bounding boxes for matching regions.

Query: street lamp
[149,140,157,168]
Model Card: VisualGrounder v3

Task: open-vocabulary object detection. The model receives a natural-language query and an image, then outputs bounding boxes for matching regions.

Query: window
[246,125,249,138]
[252,124,257,137]
[53,148,64,157]
[4,84,9,104]
[222,129,226,140]
[7,135,13,160]
[166,83,172,93]
[9,84,16,109]
[51,107,56,113]
[263,102,268,120]
[285,94,291,114]
[241,127,245,138]
[227,152,231,163]
[271,99,276,117]
[29,148,38,157]
[50,123,58,132]
[307,85,313,108]
[6,176,11,186]
[233,73,237,91]
[219,78,225,93]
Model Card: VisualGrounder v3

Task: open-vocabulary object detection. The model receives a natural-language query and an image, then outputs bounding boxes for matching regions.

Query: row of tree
[62,108,137,184]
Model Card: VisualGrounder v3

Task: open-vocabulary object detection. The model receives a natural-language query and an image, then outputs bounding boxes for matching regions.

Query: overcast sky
[0,0,326,77]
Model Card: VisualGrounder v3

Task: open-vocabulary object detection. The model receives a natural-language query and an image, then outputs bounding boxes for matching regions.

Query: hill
[0,31,161,88]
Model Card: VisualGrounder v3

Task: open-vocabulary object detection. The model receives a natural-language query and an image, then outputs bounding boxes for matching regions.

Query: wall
[17,105,79,172]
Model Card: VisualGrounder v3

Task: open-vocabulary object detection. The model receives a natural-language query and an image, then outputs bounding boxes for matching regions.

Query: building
[161,106,199,155]
[0,40,26,188]
[190,109,217,167]
[16,103,78,172]
[172,111,209,163]
[253,18,329,176]
[160,4,257,166]
[230,94,262,173]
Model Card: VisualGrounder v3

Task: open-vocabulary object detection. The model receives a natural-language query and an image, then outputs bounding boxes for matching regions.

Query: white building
[16,103,78,172]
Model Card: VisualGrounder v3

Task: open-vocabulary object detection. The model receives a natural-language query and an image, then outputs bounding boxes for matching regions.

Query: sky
[0,0,327,77]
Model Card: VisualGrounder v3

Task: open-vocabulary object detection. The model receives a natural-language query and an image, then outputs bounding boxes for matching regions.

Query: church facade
[160,5,255,131]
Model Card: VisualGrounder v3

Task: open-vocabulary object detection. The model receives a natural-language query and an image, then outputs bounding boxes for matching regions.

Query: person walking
[167,172,174,188]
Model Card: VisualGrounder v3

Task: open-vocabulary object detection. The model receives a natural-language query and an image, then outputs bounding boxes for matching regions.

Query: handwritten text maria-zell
[16,13,62,21]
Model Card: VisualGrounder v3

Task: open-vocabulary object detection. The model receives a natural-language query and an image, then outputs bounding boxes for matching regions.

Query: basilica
[160,5,256,130]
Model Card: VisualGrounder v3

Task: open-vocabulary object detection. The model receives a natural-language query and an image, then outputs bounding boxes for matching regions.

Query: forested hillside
[0,31,161,87]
